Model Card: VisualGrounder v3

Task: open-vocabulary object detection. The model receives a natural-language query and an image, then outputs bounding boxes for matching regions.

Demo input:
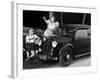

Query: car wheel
[59,47,73,67]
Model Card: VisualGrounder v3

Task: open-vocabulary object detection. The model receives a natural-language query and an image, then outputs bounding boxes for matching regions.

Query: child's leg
[30,50,35,57]
[25,51,30,61]
[26,51,29,58]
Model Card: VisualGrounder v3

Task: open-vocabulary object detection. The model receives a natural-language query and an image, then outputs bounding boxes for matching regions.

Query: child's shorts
[26,43,39,52]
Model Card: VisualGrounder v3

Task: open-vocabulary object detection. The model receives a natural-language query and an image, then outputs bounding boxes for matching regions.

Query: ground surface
[23,53,91,69]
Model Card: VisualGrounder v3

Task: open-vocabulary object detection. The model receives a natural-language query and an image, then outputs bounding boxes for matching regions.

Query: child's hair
[49,15,54,19]
[28,29,34,34]
[49,15,56,22]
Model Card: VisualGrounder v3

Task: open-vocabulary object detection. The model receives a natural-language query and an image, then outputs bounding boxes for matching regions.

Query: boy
[25,29,41,61]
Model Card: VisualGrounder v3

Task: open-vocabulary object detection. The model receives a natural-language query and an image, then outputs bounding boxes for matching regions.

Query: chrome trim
[75,52,90,58]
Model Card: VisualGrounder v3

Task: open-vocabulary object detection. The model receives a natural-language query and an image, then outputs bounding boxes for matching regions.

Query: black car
[23,24,91,67]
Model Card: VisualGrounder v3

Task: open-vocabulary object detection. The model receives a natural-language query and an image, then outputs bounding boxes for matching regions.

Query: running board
[75,52,90,58]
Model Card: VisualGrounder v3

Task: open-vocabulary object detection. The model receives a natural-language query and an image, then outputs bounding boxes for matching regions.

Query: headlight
[52,41,57,48]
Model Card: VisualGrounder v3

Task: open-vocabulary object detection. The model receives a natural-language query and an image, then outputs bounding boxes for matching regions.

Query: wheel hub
[66,54,70,60]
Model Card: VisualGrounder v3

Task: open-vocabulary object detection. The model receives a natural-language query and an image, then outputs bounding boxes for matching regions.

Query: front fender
[59,43,74,56]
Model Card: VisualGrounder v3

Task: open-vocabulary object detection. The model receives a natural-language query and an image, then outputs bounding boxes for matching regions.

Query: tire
[59,47,73,67]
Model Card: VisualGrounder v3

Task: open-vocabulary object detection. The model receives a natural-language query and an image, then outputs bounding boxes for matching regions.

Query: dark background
[23,10,91,69]
[23,10,91,30]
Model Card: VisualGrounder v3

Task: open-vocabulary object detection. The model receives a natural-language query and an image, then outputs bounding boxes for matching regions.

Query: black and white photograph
[11,2,97,78]
[23,10,91,69]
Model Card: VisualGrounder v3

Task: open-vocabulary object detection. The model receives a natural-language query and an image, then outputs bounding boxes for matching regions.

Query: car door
[74,28,90,55]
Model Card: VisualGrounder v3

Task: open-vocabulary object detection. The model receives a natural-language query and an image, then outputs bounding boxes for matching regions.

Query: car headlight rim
[52,41,57,48]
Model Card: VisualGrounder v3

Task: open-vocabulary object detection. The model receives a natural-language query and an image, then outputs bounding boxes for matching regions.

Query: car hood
[56,36,72,43]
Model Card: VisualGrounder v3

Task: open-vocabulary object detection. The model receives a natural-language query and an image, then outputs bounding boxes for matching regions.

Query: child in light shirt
[43,15,59,38]
[25,29,42,61]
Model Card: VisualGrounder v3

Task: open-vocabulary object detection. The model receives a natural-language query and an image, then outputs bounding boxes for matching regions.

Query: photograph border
[11,1,97,78]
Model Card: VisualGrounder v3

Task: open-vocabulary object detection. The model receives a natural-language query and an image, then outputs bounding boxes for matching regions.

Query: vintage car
[23,24,91,66]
